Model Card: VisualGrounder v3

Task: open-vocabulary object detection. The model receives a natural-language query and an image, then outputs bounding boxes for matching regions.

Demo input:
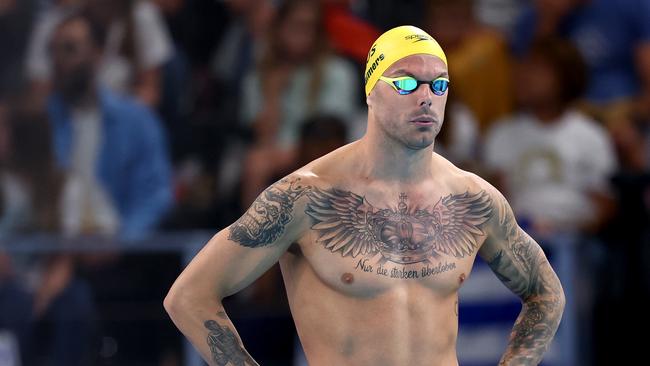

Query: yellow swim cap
[364,25,447,96]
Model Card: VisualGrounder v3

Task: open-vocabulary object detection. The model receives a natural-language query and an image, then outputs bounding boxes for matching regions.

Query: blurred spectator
[27,0,173,108]
[512,0,650,107]
[86,0,173,107]
[153,0,182,14]
[142,0,193,162]
[204,0,275,159]
[156,0,277,229]
[47,11,173,240]
[0,0,37,98]
[0,101,96,366]
[510,0,584,56]
[0,108,63,235]
[0,99,8,168]
[321,0,380,66]
[424,0,514,132]
[0,100,32,366]
[0,100,14,233]
[483,38,616,234]
[25,0,83,109]
[240,0,358,206]
[163,0,229,69]
[210,0,274,89]
[475,0,523,34]
[40,12,177,364]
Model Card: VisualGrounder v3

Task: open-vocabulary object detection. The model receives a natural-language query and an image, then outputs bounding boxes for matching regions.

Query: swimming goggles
[378,76,450,96]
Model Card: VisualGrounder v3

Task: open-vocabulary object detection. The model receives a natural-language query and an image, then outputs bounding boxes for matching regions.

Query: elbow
[163,286,186,321]
[163,282,196,320]
[541,286,566,318]
[523,286,566,316]
[163,281,224,321]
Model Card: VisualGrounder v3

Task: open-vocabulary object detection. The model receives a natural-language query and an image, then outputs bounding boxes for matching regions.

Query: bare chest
[293,187,492,297]
[299,245,478,297]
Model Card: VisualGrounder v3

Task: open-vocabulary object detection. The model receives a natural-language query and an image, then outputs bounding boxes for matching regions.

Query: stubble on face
[368,54,448,151]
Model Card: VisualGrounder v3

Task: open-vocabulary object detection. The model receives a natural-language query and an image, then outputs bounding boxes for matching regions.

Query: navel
[341,272,354,284]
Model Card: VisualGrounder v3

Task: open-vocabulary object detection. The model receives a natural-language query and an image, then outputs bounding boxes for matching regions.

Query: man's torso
[274,143,494,366]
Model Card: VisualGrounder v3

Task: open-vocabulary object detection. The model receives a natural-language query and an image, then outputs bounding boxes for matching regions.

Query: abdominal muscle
[279,253,461,366]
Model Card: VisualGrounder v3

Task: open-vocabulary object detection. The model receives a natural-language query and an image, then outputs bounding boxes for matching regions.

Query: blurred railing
[0,232,211,257]
[0,231,212,366]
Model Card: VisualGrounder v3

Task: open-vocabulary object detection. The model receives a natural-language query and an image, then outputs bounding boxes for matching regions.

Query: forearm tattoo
[228,177,310,247]
[487,197,565,365]
[204,319,258,366]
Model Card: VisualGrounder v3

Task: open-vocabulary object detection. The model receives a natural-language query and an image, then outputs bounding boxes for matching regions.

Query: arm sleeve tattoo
[485,196,565,365]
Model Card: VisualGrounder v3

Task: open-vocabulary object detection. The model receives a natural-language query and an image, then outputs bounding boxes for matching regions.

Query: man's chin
[405,137,434,151]
[406,130,438,150]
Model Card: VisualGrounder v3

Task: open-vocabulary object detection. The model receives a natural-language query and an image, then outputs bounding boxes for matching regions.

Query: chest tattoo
[306,188,492,265]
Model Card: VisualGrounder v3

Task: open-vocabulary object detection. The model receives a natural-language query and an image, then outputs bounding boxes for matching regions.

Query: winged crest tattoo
[306,189,492,264]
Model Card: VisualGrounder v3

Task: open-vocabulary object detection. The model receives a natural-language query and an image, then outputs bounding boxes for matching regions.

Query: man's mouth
[410,116,436,126]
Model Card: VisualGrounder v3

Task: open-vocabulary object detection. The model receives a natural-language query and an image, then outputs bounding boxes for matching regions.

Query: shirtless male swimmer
[164,25,565,366]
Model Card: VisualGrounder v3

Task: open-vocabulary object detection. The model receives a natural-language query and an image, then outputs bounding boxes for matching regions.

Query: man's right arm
[164,175,311,365]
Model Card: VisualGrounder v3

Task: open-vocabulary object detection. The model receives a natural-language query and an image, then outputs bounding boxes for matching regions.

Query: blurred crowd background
[0,0,649,365]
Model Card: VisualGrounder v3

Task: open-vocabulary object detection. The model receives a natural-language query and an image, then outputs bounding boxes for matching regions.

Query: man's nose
[415,83,432,108]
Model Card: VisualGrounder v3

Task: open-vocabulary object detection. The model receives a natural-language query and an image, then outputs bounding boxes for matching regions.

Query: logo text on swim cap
[366,45,376,62]
[365,53,385,84]
[405,34,433,43]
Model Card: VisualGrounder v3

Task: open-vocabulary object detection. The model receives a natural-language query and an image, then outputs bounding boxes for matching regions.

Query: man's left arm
[478,189,565,365]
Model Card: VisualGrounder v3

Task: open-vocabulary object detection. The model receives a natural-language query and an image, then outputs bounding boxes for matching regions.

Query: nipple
[459,273,466,284]
[341,273,354,284]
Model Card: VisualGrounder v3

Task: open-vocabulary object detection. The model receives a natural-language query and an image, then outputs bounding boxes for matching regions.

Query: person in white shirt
[87,0,173,106]
[483,37,617,233]
[239,0,358,206]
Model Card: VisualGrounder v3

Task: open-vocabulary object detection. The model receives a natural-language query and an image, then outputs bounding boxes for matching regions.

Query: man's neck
[356,129,434,183]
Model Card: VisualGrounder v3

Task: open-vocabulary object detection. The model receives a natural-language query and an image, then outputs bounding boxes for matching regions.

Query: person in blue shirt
[46,10,173,240]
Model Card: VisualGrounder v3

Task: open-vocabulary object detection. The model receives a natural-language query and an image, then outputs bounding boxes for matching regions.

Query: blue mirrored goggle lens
[432,78,449,95]
[391,77,449,95]
[393,78,418,94]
